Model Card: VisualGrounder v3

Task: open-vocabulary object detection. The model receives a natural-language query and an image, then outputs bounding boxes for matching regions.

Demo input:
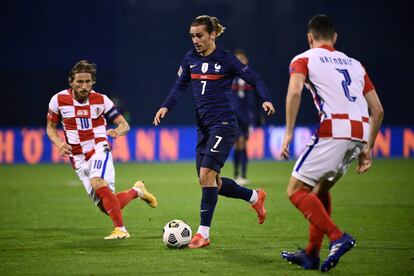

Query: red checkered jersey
[289,45,375,142]
[47,89,115,167]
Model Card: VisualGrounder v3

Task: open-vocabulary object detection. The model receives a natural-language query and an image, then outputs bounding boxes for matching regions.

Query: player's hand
[262,101,275,116]
[153,107,168,126]
[58,142,72,157]
[356,147,372,174]
[280,133,293,160]
[106,129,119,138]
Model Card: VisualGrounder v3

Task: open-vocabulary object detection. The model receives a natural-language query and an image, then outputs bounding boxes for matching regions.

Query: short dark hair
[68,60,97,84]
[307,15,335,40]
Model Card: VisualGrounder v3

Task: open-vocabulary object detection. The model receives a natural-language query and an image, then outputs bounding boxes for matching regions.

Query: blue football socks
[200,187,218,227]
[219,177,253,202]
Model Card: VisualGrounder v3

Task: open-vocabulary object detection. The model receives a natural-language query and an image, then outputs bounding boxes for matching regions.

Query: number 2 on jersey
[336,68,356,102]
[201,81,207,95]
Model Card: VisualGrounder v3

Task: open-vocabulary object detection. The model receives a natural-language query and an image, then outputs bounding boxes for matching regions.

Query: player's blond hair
[191,15,226,37]
[68,60,97,84]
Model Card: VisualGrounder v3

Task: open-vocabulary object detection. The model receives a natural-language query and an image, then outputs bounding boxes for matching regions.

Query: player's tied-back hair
[307,14,336,41]
[191,15,226,37]
[68,60,97,84]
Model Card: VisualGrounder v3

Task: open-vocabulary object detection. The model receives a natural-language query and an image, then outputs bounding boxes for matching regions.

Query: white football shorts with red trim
[292,136,363,186]
[75,148,115,205]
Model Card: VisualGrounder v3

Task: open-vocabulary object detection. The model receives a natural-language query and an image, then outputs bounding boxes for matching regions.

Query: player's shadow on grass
[217,243,277,268]
[52,228,162,250]
[217,246,323,274]
[21,227,132,250]
[218,249,274,271]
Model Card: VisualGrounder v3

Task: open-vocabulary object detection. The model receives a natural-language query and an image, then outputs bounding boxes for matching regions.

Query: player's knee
[198,169,217,187]
[286,186,295,197]
[286,177,310,197]
[198,174,210,186]
[91,177,107,190]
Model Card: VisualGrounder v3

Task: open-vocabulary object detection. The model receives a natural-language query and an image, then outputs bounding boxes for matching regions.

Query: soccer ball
[162,219,192,248]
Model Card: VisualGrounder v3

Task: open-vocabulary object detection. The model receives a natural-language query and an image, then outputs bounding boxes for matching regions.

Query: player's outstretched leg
[115,188,138,209]
[219,177,266,224]
[281,249,320,270]
[115,180,158,209]
[133,181,158,208]
[235,176,250,186]
[320,233,356,272]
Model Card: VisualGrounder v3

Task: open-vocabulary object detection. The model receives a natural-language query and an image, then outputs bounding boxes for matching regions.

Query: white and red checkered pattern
[289,45,375,142]
[318,113,370,142]
[47,89,114,167]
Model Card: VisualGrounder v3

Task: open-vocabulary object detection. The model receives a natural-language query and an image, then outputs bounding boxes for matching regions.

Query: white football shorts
[75,148,115,205]
[292,136,364,187]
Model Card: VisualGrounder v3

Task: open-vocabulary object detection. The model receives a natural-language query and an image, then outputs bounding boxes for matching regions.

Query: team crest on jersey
[177,66,183,77]
[77,110,89,116]
[95,107,101,116]
[214,63,221,72]
[201,63,209,73]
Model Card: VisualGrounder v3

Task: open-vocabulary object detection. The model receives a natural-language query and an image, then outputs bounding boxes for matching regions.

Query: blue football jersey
[162,47,272,130]
[230,77,255,126]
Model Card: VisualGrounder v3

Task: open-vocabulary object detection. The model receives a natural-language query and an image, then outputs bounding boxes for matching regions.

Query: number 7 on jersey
[201,81,207,95]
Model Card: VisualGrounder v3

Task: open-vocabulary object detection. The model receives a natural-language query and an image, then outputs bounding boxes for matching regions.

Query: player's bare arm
[153,107,169,126]
[106,114,130,138]
[281,73,306,160]
[46,120,72,157]
[356,89,384,173]
[262,101,275,116]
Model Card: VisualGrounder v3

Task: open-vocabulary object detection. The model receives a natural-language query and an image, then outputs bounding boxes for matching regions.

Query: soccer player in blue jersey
[230,49,265,186]
[153,15,275,249]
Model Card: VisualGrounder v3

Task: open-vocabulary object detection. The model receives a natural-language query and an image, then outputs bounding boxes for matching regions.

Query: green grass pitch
[1,159,413,275]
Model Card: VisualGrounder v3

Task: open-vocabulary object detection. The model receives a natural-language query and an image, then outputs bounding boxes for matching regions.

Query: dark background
[1,0,411,127]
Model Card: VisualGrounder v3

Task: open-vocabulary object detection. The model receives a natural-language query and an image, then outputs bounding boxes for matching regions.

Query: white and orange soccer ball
[162,220,192,248]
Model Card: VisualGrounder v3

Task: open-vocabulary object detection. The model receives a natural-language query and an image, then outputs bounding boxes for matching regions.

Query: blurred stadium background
[0,0,412,163]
